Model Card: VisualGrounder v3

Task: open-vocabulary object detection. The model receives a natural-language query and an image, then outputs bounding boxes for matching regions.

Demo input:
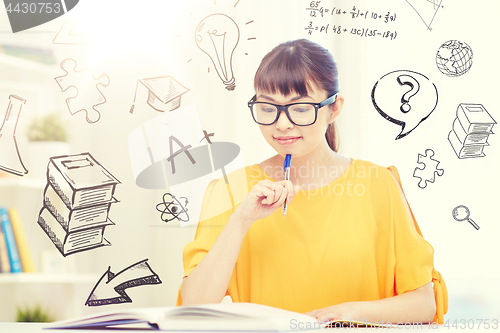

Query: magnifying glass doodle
[452,205,480,230]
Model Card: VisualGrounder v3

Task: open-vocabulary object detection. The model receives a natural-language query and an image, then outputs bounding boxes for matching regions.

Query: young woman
[177,39,447,324]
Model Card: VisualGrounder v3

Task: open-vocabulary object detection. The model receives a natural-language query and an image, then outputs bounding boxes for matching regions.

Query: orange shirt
[177,159,444,320]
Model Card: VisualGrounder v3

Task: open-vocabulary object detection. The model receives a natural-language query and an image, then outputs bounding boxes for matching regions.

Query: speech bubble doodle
[371,70,438,140]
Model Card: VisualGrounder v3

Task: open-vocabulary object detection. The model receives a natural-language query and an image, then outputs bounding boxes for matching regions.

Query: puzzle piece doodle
[413,148,444,189]
[55,59,110,123]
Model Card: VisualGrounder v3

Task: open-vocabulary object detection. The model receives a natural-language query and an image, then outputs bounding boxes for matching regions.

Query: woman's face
[256,83,343,160]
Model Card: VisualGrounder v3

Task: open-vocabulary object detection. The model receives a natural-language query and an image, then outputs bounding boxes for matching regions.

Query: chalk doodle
[129,76,189,114]
[371,70,438,139]
[448,103,496,159]
[452,205,480,230]
[0,95,28,176]
[195,13,240,91]
[405,0,444,31]
[85,259,162,306]
[412,149,444,189]
[156,193,189,224]
[436,40,473,77]
[55,59,110,123]
[304,3,398,40]
[37,153,120,257]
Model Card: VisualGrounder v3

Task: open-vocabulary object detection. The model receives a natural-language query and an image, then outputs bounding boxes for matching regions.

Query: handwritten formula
[305,1,398,41]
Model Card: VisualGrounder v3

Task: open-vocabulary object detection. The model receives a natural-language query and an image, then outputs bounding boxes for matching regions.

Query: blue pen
[283,154,292,217]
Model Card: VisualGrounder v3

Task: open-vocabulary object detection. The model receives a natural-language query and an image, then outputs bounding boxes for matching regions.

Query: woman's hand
[304,283,436,324]
[233,179,300,228]
[304,303,356,324]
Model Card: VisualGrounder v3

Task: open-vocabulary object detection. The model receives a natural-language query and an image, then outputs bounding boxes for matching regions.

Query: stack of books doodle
[448,103,496,159]
[37,153,120,257]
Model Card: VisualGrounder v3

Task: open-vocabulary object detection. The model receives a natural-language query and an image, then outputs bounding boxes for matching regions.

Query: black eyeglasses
[247,93,338,126]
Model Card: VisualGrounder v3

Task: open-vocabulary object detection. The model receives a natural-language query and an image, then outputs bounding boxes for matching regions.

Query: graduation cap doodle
[130,76,189,113]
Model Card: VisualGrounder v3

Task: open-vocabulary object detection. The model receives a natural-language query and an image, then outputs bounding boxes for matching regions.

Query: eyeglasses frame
[247,93,339,126]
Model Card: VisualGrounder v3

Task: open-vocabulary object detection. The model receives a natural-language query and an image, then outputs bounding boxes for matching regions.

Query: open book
[47,302,391,331]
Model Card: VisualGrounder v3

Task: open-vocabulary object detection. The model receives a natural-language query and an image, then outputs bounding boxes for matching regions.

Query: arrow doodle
[85,259,161,306]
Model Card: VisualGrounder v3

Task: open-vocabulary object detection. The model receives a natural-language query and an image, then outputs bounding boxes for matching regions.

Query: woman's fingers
[267,182,286,206]
[253,180,277,205]
[252,180,300,208]
[271,183,288,208]
[252,180,284,206]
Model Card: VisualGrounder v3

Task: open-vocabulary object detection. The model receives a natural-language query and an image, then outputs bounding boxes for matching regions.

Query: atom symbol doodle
[155,193,189,223]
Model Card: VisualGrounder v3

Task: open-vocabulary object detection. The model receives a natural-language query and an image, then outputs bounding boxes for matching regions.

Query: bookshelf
[0,177,99,321]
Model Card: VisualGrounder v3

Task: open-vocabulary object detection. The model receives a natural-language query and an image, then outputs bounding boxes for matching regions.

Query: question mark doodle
[397,75,420,113]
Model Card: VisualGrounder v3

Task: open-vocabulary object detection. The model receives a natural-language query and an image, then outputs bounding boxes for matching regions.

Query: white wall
[0,0,498,322]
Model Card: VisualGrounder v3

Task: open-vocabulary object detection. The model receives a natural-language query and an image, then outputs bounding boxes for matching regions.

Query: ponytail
[325,122,339,152]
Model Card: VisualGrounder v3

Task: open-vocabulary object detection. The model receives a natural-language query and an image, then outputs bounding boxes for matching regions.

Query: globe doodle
[436,40,473,77]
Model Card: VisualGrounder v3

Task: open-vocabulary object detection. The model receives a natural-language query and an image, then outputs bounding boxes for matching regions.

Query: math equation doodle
[305,2,398,40]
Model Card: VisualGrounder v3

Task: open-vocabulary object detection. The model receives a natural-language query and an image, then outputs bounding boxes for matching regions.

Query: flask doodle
[371,70,438,140]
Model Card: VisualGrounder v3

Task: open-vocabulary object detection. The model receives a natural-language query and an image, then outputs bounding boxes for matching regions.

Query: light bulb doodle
[195,13,240,91]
